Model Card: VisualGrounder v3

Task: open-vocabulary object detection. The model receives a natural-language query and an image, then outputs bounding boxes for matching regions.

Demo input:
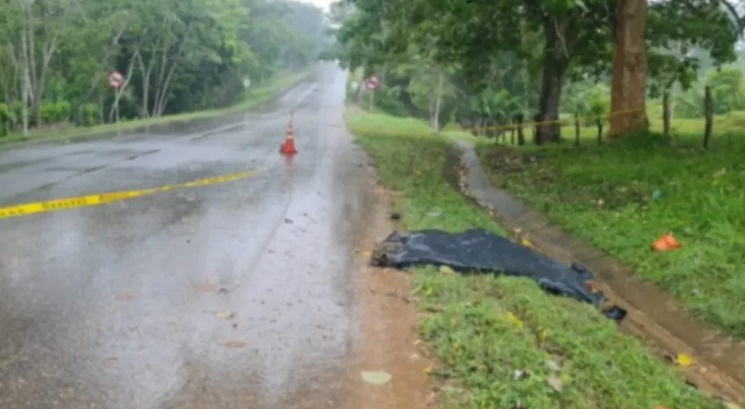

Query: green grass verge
[0,69,312,147]
[346,111,719,409]
[477,127,745,340]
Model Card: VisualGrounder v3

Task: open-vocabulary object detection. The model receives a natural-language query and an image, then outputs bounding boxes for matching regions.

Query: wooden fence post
[596,117,603,144]
[510,121,516,145]
[516,113,525,146]
[532,113,541,145]
[574,113,580,146]
[663,91,671,138]
[510,116,517,145]
[703,85,713,149]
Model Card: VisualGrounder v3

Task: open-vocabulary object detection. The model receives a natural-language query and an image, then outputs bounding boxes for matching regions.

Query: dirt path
[456,140,745,407]
[343,166,436,408]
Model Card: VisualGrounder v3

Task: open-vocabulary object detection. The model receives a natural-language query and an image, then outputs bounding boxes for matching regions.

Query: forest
[331,0,745,144]
[0,0,327,137]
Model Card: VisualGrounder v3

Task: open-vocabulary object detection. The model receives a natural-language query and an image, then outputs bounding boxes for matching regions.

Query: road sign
[108,71,124,89]
[364,75,380,90]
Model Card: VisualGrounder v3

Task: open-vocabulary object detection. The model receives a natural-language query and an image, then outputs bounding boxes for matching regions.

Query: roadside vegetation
[347,111,719,409]
[477,125,745,338]
[0,70,310,146]
[0,0,332,141]
[331,0,745,338]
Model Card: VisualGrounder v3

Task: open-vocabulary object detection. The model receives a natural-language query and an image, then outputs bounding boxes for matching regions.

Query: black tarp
[372,229,607,308]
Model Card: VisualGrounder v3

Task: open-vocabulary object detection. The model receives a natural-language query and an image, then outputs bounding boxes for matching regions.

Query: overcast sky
[297,0,334,11]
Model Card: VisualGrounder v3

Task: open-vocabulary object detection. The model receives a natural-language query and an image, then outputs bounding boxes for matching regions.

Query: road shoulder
[346,110,726,409]
[342,155,436,409]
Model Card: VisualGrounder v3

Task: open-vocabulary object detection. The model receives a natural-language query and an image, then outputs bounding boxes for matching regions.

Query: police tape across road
[0,169,265,220]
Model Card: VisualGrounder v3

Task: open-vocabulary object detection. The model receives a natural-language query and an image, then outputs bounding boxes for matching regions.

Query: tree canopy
[333,0,740,142]
[0,0,326,136]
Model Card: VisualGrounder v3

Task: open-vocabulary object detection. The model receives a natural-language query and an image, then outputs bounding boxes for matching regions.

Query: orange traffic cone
[652,232,680,252]
[279,124,297,155]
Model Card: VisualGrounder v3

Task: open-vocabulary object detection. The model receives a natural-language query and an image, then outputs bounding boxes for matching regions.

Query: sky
[297,0,334,11]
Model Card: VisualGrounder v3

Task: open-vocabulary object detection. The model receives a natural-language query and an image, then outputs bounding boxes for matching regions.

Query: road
[0,63,381,408]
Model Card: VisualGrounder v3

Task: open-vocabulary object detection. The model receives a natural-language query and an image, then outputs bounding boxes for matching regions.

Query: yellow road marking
[0,169,264,220]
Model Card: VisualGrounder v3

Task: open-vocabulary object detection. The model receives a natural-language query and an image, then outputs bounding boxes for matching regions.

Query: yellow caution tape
[0,100,661,221]
[336,100,663,136]
[0,169,264,220]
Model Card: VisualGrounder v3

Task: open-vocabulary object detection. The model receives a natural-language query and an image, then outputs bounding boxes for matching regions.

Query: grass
[0,69,312,147]
[477,122,745,340]
[346,110,720,409]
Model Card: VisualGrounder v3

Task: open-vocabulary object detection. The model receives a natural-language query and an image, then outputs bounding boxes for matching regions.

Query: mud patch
[455,140,745,406]
[344,184,436,409]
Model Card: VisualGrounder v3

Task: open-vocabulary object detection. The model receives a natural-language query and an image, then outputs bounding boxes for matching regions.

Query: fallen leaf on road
[101,357,119,369]
[216,310,234,319]
[547,375,563,392]
[192,282,217,294]
[115,293,134,302]
[225,340,246,349]
[361,371,392,385]
[676,353,694,367]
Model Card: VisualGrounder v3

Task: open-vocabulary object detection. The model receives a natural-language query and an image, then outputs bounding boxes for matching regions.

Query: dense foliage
[0,0,326,136]
[332,0,741,142]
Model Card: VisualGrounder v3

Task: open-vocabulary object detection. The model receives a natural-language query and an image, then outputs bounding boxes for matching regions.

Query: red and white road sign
[364,75,380,90]
[108,71,124,89]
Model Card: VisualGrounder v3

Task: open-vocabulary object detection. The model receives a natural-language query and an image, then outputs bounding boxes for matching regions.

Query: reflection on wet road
[0,63,376,408]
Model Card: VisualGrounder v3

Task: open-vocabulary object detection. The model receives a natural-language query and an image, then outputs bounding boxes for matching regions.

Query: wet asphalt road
[0,64,376,408]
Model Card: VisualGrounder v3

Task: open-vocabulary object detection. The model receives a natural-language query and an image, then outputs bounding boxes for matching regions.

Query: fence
[470,86,718,149]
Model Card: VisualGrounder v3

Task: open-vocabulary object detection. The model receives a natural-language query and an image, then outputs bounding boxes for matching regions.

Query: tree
[610,0,739,137]
[335,0,739,143]
[336,0,615,143]
[0,0,325,137]
[608,0,647,138]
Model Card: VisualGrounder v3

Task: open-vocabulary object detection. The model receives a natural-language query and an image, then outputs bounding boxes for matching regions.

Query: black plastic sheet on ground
[373,229,625,319]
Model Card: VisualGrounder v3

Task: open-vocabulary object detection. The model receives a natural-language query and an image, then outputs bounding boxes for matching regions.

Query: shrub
[81,103,101,126]
[0,103,10,137]
[41,100,72,124]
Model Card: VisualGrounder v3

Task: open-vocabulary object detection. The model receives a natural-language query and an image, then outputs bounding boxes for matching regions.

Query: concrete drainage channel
[451,139,745,407]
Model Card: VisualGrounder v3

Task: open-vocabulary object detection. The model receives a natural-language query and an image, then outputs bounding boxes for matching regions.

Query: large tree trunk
[535,20,570,144]
[609,0,648,138]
